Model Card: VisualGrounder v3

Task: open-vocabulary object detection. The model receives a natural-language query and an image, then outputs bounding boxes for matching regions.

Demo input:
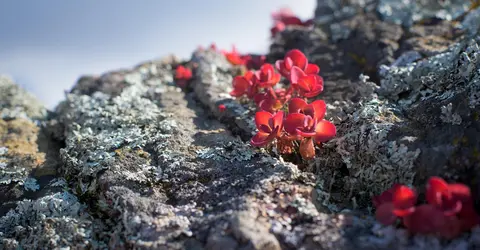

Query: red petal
[438,215,463,240]
[286,49,307,69]
[270,72,281,86]
[403,204,445,235]
[372,184,402,208]
[250,132,271,147]
[275,60,287,76]
[392,185,417,214]
[272,111,284,132]
[449,183,472,202]
[288,98,308,114]
[310,100,327,121]
[232,76,250,95]
[426,177,450,206]
[284,113,306,135]
[297,75,314,92]
[289,66,306,84]
[229,90,244,97]
[375,202,397,226]
[314,120,336,143]
[305,63,320,74]
[255,111,273,130]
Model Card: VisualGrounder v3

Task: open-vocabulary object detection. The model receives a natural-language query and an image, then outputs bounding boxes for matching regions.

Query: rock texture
[1,1,480,249]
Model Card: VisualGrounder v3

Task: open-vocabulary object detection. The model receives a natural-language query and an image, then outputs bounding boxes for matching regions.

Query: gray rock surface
[1,1,480,249]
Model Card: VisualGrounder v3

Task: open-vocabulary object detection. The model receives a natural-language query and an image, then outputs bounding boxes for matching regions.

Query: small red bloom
[275,49,320,79]
[223,45,247,66]
[251,111,284,147]
[374,184,417,225]
[271,21,286,37]
[244,55,267,70]
[289,66,324,98]
[402,204,448,235]
[426,177,480,231]
[271,7,295,22]
[218,104,226,112]
[270,7,312,38]
[288,98,326,123]
[255,63,281,88]
[284,113,318,138]
[254,89,286,113]
[175,65,193,88]
[426,177,463,216]
[230,71,257,98]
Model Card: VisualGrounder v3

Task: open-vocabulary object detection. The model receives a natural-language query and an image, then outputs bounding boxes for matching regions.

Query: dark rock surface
[1,1,480,249]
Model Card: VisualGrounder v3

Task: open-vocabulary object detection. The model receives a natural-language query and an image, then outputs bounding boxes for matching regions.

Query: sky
[0,0,316,109]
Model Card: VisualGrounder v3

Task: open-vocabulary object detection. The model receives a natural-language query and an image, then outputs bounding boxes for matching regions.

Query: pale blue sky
[0,0,315,108]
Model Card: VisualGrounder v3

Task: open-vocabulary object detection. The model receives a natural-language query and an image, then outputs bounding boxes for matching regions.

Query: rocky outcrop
[1,1,480,249]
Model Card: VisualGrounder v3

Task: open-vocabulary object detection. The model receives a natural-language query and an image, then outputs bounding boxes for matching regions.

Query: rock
[0,76,88,249]
[2,1,480,249]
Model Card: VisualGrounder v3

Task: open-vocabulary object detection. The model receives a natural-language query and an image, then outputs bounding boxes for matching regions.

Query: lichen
[0,118,46,189]
[0,192,94,249]
[0,75,47,120]
[440,103,463,125]
[377,0,471,27]
[316,99,421,210]
[379,37,480,108]
[58,83,168,182]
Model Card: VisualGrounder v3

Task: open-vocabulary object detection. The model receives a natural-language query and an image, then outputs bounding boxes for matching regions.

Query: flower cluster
[174,65,193,88]
[230,49,336,160]
[221,45,266,70]
[270,7,313,37]
[373,177,480,239]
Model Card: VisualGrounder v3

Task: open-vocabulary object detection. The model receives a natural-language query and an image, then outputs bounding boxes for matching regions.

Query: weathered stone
[2,2,480,249]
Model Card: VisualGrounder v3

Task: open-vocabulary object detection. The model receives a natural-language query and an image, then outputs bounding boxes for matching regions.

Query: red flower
[270,8,312,36]
[275,49,320,79]
[244,55,267,70]
[426,177,464,216]
[288,98,326,123]
[284,113,316,138]
[251,111,284,147]
[373,184,417,225]
[175,65,193,88]
[426,177,479,231]
[271,7,295,22]
[284,99,335,143]
[255,63,281,88]
[254,89,287,113]
[271,21,286,37]
[223,45,247,66]
[314,119,337,144]
[289,66,324,98]
[402,204,449,235]
[218,104,226,112]
[230,71,257,98]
